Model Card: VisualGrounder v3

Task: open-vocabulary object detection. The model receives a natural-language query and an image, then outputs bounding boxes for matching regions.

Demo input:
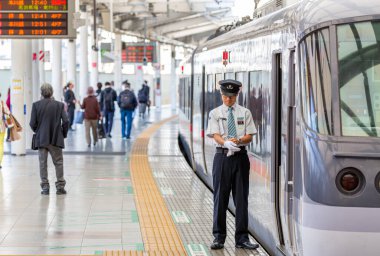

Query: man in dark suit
[30,83,70,195]
[64,82,76,130]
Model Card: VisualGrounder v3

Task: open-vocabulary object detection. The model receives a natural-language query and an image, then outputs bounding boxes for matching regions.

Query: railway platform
[0,107,267,256]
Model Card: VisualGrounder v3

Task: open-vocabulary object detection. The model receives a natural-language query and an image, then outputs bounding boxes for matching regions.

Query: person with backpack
[100,81,117,137]
[138,82,149,118]
[118,81,138,139]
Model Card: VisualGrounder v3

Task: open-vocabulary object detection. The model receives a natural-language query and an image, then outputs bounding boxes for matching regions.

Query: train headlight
[375,172,380,193]
[336,168,365,195]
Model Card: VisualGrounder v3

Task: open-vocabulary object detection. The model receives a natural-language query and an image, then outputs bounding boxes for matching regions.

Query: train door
[201,65,208,173]
[271,52,285,250]
[285,50,296,252]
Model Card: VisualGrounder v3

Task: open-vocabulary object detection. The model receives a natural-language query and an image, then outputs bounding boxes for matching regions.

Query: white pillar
[90,30,98,88]
[170,46,177,110]
[154,42,161,109]
[24,40,33,150]
[67,39,76,86]
[52,40,62,101]
[79,25,89,100]
[32,40,40,101]
[11,40,27,155]
[38,39,45,84]
[114,34,122,91]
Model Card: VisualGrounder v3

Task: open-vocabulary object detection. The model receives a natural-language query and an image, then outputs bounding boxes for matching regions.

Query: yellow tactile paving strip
[103,115,186,256]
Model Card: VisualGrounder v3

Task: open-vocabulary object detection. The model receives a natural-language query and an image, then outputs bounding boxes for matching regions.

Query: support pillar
[67,39,76,87]
[38,39,45,84]
[32,40,40,101]
[154,42,161,109]
[11,40,27,155]
[79,24,89,100]
[170,46,177,110]
[90,30,99,88]
[25,40,33,150]
[52,39,62,101]
[114,34,122,91]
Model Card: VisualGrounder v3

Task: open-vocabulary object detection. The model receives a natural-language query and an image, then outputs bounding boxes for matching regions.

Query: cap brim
[221,91,237,97]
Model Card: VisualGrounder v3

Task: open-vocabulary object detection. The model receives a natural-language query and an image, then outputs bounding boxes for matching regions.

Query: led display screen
[0,0,68,11]
[0,13,67,36]
[122,43,156,63]
[0,0,74,38]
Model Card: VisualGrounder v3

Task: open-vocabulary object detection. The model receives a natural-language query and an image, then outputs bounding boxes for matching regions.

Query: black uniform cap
[219,79,242,96]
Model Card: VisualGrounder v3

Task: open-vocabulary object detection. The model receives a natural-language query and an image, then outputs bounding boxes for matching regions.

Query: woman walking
[81,87,101,147]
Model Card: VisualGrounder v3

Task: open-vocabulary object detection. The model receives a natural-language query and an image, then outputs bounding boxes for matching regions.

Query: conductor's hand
[223,141,241,152]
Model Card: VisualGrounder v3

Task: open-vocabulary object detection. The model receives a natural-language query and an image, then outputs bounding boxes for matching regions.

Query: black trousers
[212,151,250,244]
[67,106,75,128]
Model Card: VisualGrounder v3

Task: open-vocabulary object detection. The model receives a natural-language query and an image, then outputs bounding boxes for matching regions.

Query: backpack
[138,89,148,103]
[103,89,114,111]
[120,91,136,109]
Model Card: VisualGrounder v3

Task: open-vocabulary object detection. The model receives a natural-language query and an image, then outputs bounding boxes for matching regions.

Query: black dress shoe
[236,241,259,250]
[210,241,224,250]
[41,189,49,195]
[56,188,67,195]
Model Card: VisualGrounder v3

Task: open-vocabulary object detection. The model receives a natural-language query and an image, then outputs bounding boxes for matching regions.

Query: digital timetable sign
[122,43,156,63]
[0,0,75,39]
[0,0,68,11]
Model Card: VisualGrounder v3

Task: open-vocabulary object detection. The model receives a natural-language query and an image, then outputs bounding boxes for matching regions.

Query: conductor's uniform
[206,79,258,250]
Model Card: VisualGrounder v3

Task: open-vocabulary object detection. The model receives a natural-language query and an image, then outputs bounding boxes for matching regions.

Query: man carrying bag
[30,83,69,195]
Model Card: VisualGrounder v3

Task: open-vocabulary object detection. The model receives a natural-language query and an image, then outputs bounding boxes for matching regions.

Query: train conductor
[206,79,258,250]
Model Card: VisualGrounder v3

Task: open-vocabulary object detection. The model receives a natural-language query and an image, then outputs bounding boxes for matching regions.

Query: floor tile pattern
[148,121,269,256]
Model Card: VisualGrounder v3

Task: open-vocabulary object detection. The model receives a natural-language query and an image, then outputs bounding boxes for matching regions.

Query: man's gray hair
[40,83,54,98]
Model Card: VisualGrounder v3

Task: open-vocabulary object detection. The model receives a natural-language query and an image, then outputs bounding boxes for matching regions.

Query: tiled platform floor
[0,107,173,255]
[147,120,268,256]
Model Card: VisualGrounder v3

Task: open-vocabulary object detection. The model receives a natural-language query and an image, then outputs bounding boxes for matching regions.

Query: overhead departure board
[0,0,68,11]
[123,43,156,63]
[0,0,75,39]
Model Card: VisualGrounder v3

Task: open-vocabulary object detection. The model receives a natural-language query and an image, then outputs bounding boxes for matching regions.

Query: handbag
[97,119,106,139]
[31,134,37,150]
[10,114,22,132]
[74,110,84,124]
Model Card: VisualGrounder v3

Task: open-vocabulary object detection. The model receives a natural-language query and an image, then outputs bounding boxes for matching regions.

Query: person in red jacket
[81,87,101,147]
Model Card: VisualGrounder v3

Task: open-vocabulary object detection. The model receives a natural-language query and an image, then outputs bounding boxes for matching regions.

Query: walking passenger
[0,92,11,168]
[138,81,149,118]
[30,83,69,195]
[81,86,101,147]
[100,82,117,138]
[64,82,77,131]
[206,79,258,250]
[118,81,138,139]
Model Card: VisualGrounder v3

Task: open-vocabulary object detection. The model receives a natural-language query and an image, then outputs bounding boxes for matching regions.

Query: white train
[178,0,380,255]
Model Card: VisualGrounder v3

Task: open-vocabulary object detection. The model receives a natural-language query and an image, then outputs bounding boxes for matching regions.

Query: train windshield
[338,21,380,137]
[300,28,333,135]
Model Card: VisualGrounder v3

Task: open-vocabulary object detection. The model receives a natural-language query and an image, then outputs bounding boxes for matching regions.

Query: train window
[205,74,214,125]
[248,71,269,155]
[225,72,234,79]
[338,21,380,137]
[215,73,223,106]
[300,28,333,135]
[236,72,249,107]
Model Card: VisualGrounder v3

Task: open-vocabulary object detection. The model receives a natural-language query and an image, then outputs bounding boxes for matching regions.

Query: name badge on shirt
[237,117,244,125]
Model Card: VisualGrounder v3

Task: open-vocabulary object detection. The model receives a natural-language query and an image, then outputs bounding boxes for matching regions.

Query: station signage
[0,0,75,39]
[122,43,156,64]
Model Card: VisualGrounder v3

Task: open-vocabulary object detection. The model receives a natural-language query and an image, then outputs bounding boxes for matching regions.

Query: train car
[178,0,380,255]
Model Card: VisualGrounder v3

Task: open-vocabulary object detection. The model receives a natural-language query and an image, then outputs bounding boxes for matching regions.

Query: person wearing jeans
[118,81,137,139]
